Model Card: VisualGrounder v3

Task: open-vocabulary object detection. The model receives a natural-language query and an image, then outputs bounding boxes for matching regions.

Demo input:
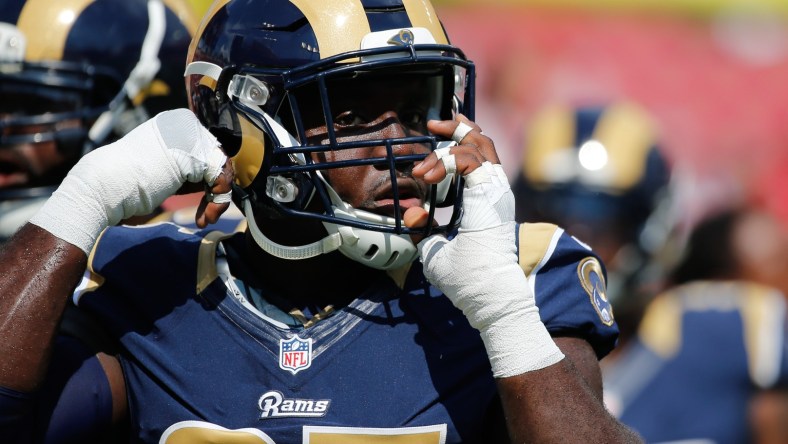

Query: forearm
[0,224,87,392]
[497,359,642,444]
[0,111,229,394]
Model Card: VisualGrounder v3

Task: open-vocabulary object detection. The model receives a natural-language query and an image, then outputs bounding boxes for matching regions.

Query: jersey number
[160,420,447,444]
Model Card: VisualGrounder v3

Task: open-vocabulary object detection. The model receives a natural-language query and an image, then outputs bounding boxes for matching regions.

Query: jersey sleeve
[0,336,114,443]
[516,222,619,359]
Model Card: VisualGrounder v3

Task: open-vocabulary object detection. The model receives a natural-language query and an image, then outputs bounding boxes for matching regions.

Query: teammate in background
[0,0,203,240]
[748,162,788,444]
[604,206,788,443]
[0,1,641,442]
[512,101,788,442]
[511,102,673,345]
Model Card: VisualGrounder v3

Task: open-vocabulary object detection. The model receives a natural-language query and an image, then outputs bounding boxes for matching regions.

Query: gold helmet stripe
[234,115,265,188]
[18,0,95,61]
[403,0,448,44]
[593,102,656,191]
[185,0,230,101]
[522,104,575,184]
[290,0,370,59]
[187,0,232,65]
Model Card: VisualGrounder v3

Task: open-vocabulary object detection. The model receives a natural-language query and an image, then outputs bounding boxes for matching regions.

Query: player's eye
[334,111,366,128]
[401,109,427,132]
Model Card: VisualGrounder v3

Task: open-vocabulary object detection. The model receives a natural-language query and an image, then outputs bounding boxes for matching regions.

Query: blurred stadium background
[432,0,788,231]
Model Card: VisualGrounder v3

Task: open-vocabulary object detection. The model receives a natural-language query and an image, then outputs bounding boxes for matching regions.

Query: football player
[512,102,673,344]
[512,102,788,442]
[0,0,201,240]
[605,206,788,443]
[0,1,641,442]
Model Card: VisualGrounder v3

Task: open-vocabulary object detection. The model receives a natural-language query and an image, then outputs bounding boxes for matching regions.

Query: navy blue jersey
[603,281,788,444]
[67,221,617,443]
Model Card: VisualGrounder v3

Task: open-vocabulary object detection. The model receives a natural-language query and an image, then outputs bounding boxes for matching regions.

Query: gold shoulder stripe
[637,290,682,358]
[517,222,559,277]
[737,282,785,388]
[196,230,235,293]
[78,226,109,297]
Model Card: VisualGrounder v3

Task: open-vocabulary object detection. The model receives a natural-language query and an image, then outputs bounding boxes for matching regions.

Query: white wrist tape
[419,162,564,377]
[30,109,225,254]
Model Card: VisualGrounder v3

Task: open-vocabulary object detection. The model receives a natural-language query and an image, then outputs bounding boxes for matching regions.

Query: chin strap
[241,196,345,260]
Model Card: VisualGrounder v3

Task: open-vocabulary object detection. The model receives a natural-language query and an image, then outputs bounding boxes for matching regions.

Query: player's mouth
[372,178,425,218]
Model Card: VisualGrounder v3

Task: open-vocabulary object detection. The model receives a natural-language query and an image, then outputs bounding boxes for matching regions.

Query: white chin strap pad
[320,173,418,270]
[30,109,225,254]
[323,211,418,270]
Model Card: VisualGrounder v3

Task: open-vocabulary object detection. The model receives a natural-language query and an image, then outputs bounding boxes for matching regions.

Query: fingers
[413,115,499,184]
[450,121,474,144]
[195,158,235,228]
[403,206,433,244]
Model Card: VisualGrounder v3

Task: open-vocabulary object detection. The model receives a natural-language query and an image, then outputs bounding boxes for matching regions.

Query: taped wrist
[30,109,224,254]
[420,223,564,377]
[418,162,563,377]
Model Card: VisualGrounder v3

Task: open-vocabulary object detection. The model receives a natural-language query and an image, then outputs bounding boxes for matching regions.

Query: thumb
[404,206,432,244]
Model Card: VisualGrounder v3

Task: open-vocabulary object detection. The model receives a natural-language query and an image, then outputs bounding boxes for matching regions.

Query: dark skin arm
[0,225,86,392]
[408,117,642,444]
[0,162,233,396]
[497,336,639,444]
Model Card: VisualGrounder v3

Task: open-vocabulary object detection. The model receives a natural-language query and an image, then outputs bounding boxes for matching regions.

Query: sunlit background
[433,0,788,231]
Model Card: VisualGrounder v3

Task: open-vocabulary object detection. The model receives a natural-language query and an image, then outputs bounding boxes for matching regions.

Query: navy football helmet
[513,102,673,307]
[0,0,199,200]
[186,0,474,269]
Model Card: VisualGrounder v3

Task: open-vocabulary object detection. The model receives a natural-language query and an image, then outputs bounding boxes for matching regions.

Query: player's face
[300,74,438,218]
[0,86,84,191]
[0,119,80,189]
[733,209,788,296]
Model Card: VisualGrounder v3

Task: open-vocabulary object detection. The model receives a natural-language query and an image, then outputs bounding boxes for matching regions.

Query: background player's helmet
[184,0,212,17]
[0,0,200,200]
[186,0,475,270]
[513,102,672,311]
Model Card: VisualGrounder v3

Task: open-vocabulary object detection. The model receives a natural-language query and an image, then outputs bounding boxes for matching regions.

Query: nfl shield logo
[279,335,313,375]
